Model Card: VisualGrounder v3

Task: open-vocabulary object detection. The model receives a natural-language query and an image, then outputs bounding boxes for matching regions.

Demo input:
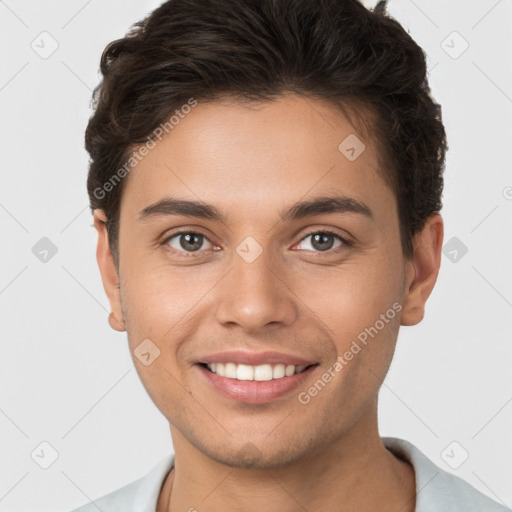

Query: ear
[93,209,125,332]
[400,213,444,326]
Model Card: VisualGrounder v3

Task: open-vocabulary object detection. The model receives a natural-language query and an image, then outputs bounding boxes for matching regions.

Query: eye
[163,231,215,254]
[295,230,348,253]
[161,229,350,256]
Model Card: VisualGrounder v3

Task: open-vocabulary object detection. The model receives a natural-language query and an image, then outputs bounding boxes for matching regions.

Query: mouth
[198,362,314,380]
[195,362,319,404]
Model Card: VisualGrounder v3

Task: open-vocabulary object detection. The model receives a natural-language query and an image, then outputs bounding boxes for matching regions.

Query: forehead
[120,94,394,221]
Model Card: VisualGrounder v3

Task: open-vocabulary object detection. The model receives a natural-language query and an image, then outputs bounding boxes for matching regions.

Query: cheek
[119,267,193,413]
[119,262,223,402]
[294,255,402,337]
[120,260,211,336]
[293,256,404,394]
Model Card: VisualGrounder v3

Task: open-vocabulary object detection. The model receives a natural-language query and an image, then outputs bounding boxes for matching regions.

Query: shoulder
[68,454,175,512]
[382,437,510,512]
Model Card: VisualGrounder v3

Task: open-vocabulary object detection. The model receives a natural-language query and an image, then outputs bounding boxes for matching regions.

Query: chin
[197,435,321,470]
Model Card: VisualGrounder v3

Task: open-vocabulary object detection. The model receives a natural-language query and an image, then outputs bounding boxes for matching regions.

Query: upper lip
[196,350,316,367]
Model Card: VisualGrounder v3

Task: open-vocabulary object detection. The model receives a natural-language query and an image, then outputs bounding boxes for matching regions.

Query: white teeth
[272,364,285,379]
[254,364,273,381]
[285,364,295,377]
[236,364,254,381]
[205,362,310,380]
[225,362,237,379]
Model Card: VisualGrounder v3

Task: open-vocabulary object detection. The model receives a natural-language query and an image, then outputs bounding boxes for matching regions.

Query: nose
[214,241,298,333]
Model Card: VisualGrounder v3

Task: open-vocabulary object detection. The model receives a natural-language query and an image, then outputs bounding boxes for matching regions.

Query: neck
[157,402,416,512]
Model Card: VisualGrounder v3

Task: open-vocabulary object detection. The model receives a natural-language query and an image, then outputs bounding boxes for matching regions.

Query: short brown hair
[85,0,447,267]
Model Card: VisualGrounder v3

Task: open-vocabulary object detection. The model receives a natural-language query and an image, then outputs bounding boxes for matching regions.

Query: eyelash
[160,229,351,257]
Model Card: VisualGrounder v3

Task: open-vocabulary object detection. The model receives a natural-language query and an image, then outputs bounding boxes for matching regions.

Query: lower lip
[196,364,318,404]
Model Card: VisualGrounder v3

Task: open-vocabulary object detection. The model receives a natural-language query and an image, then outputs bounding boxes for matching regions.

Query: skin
[93,93,443,512]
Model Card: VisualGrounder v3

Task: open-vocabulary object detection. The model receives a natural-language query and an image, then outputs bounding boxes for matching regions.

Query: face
[95,93,441,469]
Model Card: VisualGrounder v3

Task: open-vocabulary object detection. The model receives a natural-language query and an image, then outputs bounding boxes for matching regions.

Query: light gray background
[1,1,511,511]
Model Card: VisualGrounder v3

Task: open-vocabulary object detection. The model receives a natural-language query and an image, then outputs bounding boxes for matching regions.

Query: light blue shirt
[70,437,509,512]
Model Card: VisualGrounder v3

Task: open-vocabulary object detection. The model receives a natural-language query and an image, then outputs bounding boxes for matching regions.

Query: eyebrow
[137,195,374,223]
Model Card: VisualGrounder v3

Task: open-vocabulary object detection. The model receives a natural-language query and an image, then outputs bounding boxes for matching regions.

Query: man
[71,0,509,510]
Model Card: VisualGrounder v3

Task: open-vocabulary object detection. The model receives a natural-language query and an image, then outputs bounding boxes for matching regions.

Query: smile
[196,362,319,404]
[202,362,310,381]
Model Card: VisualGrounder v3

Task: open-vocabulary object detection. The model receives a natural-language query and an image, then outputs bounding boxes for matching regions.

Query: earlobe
[93,209,126,332]
[108,311,126,331]
[400,213,444,327]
